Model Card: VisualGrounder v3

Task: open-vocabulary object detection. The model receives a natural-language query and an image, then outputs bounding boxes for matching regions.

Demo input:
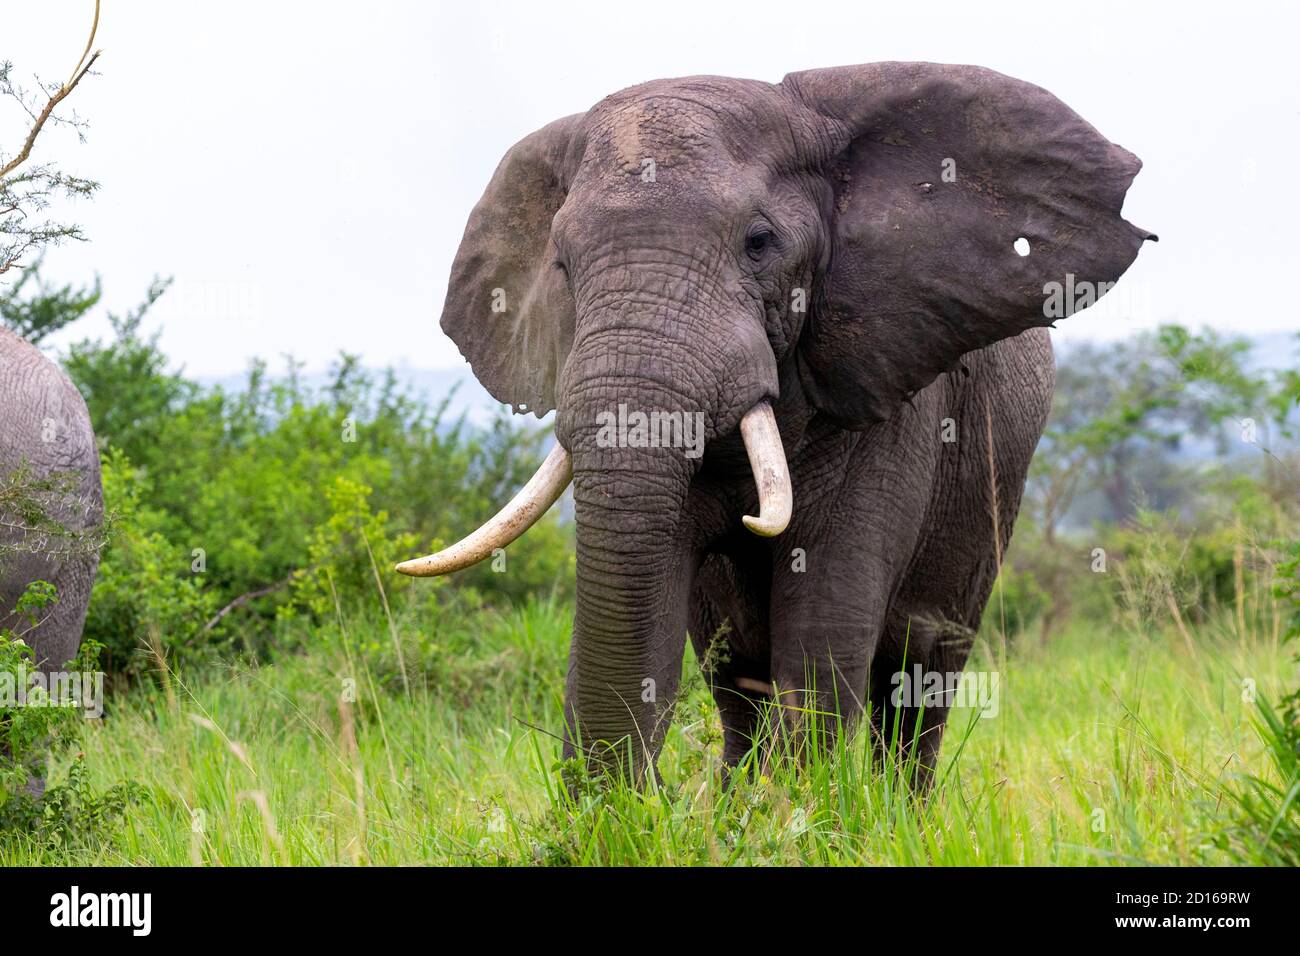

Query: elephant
[398,62,1154,783]
[0,326,104,681]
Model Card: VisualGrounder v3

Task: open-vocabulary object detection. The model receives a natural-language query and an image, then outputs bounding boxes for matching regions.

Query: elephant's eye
[744,229,775,261]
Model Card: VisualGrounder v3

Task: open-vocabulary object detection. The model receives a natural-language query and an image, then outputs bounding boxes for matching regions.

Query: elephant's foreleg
[766,532,901,765]
[689,553,773,766]
[766,418,937,767]
[765,627,873,767]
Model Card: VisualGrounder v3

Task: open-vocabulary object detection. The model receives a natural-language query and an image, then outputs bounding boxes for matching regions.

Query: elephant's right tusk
[395,443,572,577]
[740,402,792,537]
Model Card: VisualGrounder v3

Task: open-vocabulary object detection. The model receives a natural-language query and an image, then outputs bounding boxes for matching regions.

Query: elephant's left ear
[781,63,1156,427]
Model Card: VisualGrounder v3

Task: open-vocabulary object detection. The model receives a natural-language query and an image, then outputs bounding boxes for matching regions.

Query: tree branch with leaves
[0,0,102,278]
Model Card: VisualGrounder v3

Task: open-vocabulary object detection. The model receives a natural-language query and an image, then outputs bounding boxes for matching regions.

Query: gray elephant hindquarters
[0,326,103,673]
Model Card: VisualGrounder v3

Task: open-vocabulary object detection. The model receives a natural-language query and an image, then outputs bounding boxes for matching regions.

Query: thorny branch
[0,463,109,566]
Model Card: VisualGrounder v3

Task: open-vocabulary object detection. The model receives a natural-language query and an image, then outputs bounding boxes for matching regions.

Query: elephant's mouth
[394,400,792,577]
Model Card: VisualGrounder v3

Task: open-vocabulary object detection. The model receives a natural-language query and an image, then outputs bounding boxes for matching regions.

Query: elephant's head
[398,63,1153,776]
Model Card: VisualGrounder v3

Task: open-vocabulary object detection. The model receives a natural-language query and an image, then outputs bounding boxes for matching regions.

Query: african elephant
[398,63,1154,782]
[0,326,104,678]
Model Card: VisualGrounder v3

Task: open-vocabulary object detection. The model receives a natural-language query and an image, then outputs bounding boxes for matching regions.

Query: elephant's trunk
[561,438,696,778]
[561,400,791,777]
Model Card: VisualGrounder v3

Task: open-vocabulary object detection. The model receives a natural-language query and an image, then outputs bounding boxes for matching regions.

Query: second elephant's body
[0,326,103,675]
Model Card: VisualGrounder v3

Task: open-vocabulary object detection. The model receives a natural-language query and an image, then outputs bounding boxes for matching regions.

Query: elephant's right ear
[440,113,586,417]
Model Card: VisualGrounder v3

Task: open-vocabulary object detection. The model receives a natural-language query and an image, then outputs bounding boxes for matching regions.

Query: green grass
[0,598,1289,865]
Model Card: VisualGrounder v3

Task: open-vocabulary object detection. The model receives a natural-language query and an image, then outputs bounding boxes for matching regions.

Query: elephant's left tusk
[395,443,572,577]
[739,402,792,537]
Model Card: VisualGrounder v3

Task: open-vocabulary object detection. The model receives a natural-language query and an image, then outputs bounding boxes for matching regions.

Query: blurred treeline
[3,267,1298,677]
[1002,325,1299,642]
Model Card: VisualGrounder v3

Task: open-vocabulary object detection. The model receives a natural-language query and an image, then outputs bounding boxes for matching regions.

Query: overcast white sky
[5,0,1297,378]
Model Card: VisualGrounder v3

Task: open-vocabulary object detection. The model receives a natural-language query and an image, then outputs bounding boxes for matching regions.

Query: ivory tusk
[739,402,792,537]
[395,443,572,577]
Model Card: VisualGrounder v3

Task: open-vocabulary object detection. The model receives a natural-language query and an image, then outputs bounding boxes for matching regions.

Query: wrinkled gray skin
[0,326,103,677]
[439,63,1153,780]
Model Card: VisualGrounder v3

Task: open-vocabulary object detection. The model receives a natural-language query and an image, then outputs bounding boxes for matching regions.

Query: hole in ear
[1014,237,1031,257]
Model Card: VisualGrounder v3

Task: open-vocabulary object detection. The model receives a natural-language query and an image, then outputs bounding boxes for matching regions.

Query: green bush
[1108,514,1241,623]
[84,450,218,675]
[1105,505,1291,631]
[291,474,420,622]
[1,600,141,844]
[2,584,71,792]
[984,563,1050,638]
[993,522,1115,640]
